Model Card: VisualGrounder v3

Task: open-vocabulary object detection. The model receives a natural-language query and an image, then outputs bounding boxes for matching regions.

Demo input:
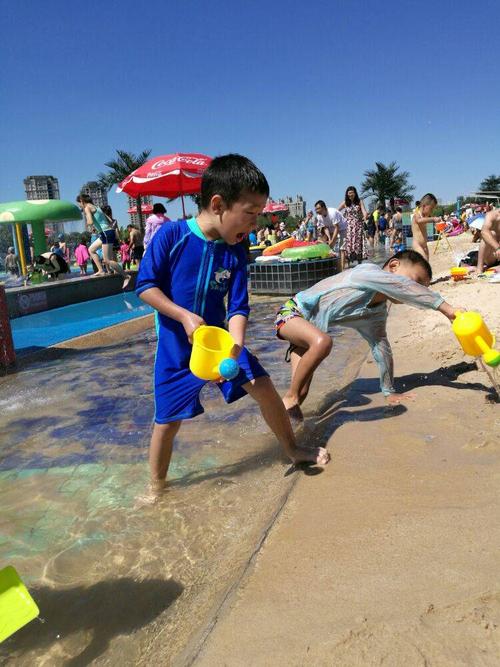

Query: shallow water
[0,299,367,665]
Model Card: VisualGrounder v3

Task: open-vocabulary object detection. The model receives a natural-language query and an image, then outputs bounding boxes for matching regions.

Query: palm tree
[361,161,415,209]
[98,149,151,232]
[478,174,500,193]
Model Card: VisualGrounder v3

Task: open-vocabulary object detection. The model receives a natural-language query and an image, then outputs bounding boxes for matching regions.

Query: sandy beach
[190,235,500,666]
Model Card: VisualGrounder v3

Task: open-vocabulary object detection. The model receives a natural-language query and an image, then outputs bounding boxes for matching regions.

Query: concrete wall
[7,273,137,319]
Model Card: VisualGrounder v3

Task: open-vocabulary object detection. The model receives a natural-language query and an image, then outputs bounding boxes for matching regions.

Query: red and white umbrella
[127,204,154,215]
[117,152,212,217]
[262,200,289,214]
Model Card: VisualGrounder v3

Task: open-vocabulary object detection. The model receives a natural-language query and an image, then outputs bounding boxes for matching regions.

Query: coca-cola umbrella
[262,200,289,214]
[117,152,212,218]
[127,204,154,215]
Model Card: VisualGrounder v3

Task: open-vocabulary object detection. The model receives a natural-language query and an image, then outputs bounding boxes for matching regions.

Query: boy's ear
[387,258,399,273]
[211,194,225,215]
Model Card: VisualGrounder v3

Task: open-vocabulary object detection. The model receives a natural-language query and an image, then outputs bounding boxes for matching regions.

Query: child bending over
[275,250,461,422]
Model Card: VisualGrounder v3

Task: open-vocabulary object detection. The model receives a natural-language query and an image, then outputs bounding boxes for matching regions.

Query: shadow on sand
[0,577,183,666]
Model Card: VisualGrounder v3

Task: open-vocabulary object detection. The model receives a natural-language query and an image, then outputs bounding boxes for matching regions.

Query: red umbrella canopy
[117,153,212,199]
[127,204,154,214]
[262,200,289,214]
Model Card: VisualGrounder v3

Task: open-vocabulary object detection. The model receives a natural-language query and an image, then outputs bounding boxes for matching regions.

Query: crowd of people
[2,190,499,286]
[1,200,174,289]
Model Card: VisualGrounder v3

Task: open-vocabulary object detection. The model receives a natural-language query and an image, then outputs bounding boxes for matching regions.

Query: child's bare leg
[244,376,329,465]
[280,318,332,415]
[88,238,104,273]
[411,239,429,261]
[149,421,182,489]
[339,249,346,271]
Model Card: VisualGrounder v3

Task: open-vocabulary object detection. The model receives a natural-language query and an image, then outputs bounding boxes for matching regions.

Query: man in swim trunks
[127,224,145,269]
[476,208,500,272]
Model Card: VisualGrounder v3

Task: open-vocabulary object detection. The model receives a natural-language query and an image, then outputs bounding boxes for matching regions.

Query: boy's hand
[181,311,206,342]
[386,392,416,405]
[439,302,466,321]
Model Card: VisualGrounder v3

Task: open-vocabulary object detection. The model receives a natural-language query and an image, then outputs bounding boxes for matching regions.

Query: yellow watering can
[452,312,500,367]
[189,325,240,381]
[0,566,39,643]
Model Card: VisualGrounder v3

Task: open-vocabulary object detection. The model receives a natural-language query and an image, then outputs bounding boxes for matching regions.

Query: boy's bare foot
[290,446,330,465]
[283,395,304,423]
[386,392,416,405]
[93,271,106,276]
[134,479,166,508]
[122,275,131,290]
[286,403,304,426]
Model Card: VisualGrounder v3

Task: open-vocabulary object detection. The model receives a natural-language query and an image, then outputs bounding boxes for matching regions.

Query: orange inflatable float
[262,237,295,256]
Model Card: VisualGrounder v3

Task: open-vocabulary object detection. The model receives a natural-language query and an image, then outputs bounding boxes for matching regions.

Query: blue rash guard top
[136,217,267,423]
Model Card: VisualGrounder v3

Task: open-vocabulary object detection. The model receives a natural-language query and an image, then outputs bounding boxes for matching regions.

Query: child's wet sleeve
[350,266,444,310]
[355,317,395,395]
[135,227,172,297]
[227,247,250,320]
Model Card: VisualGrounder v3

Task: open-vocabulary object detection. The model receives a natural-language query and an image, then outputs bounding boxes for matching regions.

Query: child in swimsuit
[411,193,441,261]
[274,249,462,422]
[136,154,329,495]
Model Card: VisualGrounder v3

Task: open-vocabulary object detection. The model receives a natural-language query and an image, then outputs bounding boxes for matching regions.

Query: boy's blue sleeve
[349,265,444,310]
[354,315,395,395]
[135,226,172,297]
[227,246,250,320]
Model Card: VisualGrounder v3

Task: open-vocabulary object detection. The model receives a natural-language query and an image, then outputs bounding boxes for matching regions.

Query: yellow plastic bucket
[0,566,39,643]
[189,326,235,381]
[452,312,500,367]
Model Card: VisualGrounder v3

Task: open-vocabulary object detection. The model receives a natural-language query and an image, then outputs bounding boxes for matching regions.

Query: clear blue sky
[1,0,499,225]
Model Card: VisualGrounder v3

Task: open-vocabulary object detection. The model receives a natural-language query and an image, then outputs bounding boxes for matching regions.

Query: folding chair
[434,221,452,254]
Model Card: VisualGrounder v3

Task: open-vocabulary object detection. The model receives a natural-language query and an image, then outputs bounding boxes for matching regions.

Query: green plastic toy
[0,566,39,643]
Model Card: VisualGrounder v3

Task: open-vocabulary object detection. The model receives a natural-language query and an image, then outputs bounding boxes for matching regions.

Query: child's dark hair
[383,249,433,280]
[419,193,438,206]
[200,154,269,209]
[345,186,361,206]
[315,200,327,208]
[76,193,92,204]
[153,203,167,214]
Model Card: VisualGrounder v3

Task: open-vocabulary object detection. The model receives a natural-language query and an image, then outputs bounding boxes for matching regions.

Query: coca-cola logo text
[151,156,209,171]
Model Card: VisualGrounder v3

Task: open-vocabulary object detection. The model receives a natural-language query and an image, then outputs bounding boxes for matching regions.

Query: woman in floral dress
[338,186,368,264]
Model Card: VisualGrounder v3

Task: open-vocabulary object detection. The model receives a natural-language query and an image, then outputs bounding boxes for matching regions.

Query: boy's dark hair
[153,203,167,214]
[383,249,433,280]
[200,154,269,209]
[127,224,135,229]
[315,200,327,208]
[396,206,402,213]
[76,193,93,204]
[415,200,421,207]
[419,193,438,206]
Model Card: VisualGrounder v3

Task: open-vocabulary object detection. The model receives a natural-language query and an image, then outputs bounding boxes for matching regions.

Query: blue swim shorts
[99,229,116,245]
[154,346,268,424]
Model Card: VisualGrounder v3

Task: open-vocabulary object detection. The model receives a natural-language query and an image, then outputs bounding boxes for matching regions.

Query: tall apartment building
[127,195,153,227]
[24,175,60,200]
[80,181,109,208]
[282,195,306,219]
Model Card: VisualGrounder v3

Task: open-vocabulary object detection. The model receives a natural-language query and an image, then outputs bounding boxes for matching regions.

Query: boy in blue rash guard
[275,250,463,423]
[137,154,329,493]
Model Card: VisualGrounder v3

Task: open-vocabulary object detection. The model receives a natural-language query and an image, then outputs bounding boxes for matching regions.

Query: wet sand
[0,299,366,665]
[193,237,500,666]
